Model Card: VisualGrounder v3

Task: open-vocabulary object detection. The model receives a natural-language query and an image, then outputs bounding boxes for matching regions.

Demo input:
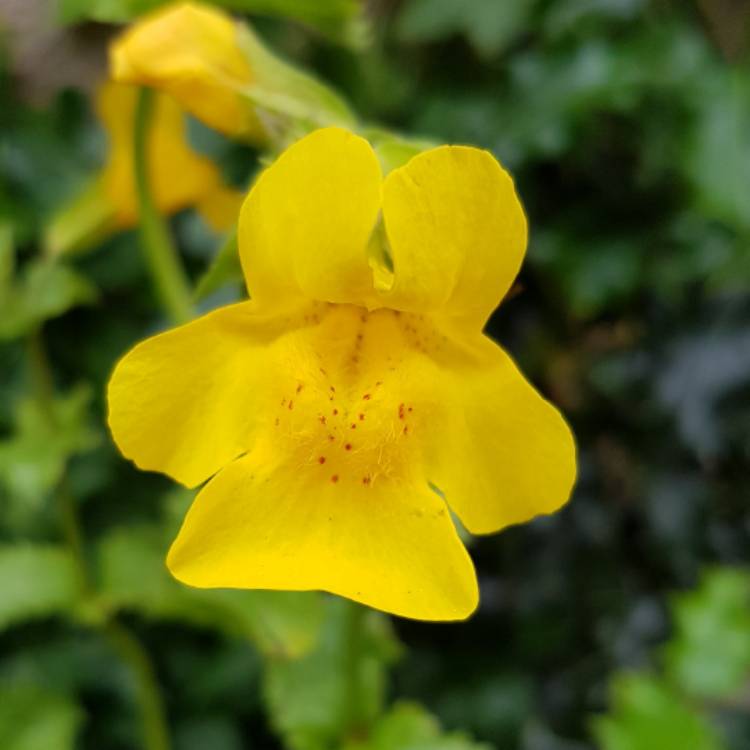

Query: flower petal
[426,332,576,534]
[238,127,382,308]
[110,2,260,139]
[107,302,286,487]
[97,83,225,228]
[380,145,527,328]
[167,451,478,621]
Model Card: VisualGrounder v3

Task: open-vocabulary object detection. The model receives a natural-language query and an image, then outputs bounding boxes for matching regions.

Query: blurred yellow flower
[46,82,243,256]
[110,2,261,140]
[107,128,576,621]
[109,2,354,145]
[97,81,242,230]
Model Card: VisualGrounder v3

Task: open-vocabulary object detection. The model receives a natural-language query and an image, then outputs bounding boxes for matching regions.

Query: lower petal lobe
[167,451,478,621]
[425,331,577,535]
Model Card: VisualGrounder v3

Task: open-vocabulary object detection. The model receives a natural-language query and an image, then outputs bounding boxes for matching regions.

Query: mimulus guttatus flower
[107,128,576,621]
[96,82,243,230]
[46,82,243,256]
[110,2,354,145]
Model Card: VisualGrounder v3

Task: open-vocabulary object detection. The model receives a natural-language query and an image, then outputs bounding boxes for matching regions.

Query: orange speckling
[331,475,339,483]
[362,476,371,485]
[358,413,365,421]
[344,443,352,451]
[319,415,327,424]
[363,393,371,400]
[332,408,339,416]
[318,456,326,464]
[288,400,294,410]
[350,423,357,429]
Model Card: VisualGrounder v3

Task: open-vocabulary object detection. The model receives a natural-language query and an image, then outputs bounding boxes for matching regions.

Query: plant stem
[104,620,171,750]
[133,88,193,324]
[27,327,172,750]
[342,601,366,738]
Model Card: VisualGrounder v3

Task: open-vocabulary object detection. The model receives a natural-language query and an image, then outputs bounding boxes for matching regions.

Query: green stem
[104,620,171,750]
[342,601,366,738]
[133,88,193,324]
[26,327,172,750]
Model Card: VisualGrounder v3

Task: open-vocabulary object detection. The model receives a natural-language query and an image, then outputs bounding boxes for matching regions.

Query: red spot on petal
[363,393,371,400]
[345,443,352,451]
[359,413,365,421]
[331,475,339,483]
[398,403,405,419]
[319,415,327,424]
[362,476,371,485]
[403,425,409,435]
[296,383,303,393]
[288,400,294,410]
[351,423,357,429]
[328,434,335,442]
[318,456,326,464]
[332,408,339,416]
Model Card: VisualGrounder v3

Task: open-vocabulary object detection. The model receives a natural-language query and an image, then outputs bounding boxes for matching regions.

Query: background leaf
[264,598,400,750]
[97,522,323,658]
[592,674,725,750]
[664,569,750,700]
[0,685,82,750]
[0,545,82,631]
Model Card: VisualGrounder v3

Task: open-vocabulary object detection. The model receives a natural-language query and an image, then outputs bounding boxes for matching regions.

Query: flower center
[260,303,446,488]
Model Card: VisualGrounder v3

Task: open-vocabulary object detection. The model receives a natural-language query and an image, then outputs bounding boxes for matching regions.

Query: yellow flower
[45,82,243,256]
[107,128,576,621]
[111,2,261,140]
[97,81,242,230]
[109,2,354,144]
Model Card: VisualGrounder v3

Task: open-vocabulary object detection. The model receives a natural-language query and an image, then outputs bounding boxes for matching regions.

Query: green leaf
[264,598,400,750]
[97,522,323,657]
[664,568,750,700]
[0,258,97,340]
[592,674,725,750]
[235,23,356,137]
[58,0,365,46]
[0,545,82,631]
[0,685,82,750]
[345,702,493,750]
[396,0,538,58]
[0,385,100,506]
[193,230,243,302]
[683,70,750,234]
[531,232,642,318]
